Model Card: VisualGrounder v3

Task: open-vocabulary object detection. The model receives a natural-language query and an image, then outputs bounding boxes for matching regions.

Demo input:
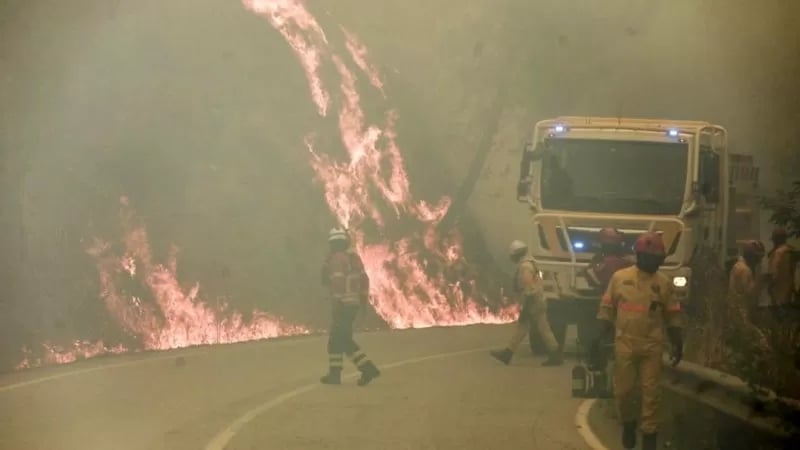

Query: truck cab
[517,116,735,306]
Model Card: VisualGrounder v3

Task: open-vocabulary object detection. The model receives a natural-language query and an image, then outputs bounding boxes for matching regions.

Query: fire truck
[516,116,761,350]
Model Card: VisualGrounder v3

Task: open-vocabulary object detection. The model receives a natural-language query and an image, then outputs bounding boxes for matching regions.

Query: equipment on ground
[571,339,614,398]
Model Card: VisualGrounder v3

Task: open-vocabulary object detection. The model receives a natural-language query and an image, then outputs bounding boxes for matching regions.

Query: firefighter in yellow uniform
[728,240,766,321]
[491,240,563,366]
[767,227,795,317]
[595,232,683,450]
[726,240,771,355]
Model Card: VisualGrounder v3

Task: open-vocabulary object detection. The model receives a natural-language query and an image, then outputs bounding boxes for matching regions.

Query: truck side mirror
[517,140,547,207]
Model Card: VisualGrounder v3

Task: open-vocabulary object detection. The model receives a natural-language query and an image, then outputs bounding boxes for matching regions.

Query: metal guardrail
[662,357,800,443]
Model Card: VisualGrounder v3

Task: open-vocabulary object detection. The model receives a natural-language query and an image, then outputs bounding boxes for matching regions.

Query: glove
[587,341,605,371]
[667,327,683,367]
[597,319,615,341]
[587,320,615,370]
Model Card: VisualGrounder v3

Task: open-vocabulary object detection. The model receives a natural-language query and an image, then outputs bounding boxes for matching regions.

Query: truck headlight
[672,276,688,288]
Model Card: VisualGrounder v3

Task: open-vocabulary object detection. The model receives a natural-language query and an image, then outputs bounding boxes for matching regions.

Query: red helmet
[634,232,666,256]
[598,227,623,246]
[742,240,765,258]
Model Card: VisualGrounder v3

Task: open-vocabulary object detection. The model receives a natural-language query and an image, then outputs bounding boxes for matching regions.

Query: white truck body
[517,116,759,304]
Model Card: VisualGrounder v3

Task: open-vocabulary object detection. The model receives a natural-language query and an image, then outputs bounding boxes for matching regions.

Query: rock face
[1,0,798,369]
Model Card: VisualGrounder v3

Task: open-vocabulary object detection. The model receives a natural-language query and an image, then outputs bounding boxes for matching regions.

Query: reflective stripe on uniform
[617,302,680,313]
[350,350,368,366]
[327,253,364,303]
[618,302,647,313]
[329,353,344,368]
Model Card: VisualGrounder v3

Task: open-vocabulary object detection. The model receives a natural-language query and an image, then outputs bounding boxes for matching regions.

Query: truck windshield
[539,138,688,215]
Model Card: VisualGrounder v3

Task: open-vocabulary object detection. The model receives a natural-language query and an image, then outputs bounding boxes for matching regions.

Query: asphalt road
[0,324,608,450]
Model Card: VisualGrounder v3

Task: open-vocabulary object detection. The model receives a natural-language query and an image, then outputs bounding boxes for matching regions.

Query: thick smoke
[0,0,798,369]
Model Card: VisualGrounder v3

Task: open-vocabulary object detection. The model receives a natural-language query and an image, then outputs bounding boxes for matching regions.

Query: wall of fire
[0,0,798,370]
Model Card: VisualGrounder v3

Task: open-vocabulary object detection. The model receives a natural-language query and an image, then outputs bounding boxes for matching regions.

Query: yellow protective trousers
[613,337,663,434]
[508,298,558,354]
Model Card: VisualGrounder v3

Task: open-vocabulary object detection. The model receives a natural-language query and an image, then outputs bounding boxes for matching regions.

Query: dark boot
[490,348,513,365]
[622,421,637,449]
[642,433,657,450]
[320,368,342,385]
[356,361,380,386]
[542,352,564,366]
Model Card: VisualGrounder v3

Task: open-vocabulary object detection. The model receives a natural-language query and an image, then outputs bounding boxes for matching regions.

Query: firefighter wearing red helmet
[594,231,683,450]
[319,227,380,386]
[583,228,634,364]
[586,228,634,292]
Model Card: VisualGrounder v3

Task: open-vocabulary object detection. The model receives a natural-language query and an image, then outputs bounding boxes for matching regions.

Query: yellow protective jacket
[598,266,682,349]
[768,244,794,306]
[513,257,545,308]
[728,258,759,310]
[321,250,369,305]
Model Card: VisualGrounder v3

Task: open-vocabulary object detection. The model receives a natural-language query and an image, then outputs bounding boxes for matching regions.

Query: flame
[243,0,330,115]
[86,199,309,351]
[15,342,127,370]
[16,200,309,370]
[245,0,518,328]
[14,0,516,370]
[341,27,385,96]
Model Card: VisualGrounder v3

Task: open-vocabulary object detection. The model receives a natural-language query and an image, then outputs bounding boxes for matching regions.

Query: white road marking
[0,350,210,393]
[575,399,611,450]
[0,326,505,394]
[0,337,314,394]
[3,336,605,448]
[203,346,495,450]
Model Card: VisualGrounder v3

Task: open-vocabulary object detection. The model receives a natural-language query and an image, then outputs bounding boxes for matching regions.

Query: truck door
[698,145,722,254]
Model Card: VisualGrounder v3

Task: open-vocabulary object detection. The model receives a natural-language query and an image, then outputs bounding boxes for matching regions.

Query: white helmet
[508,240,528,257]
[328,227,349,242]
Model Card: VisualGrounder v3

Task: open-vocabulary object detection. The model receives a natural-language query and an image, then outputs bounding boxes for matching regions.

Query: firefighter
[583,228,634,366]
[320,227,380,386]
[490,240,563,366]
[729,240,766,321]
[594,232,683,450]
[586,228,633,291]
[727,240,771,356]
[766,227,794,317]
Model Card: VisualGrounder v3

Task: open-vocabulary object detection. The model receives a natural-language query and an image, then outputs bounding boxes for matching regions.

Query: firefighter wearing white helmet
[320,227,380,386]
[490,240,563,366]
